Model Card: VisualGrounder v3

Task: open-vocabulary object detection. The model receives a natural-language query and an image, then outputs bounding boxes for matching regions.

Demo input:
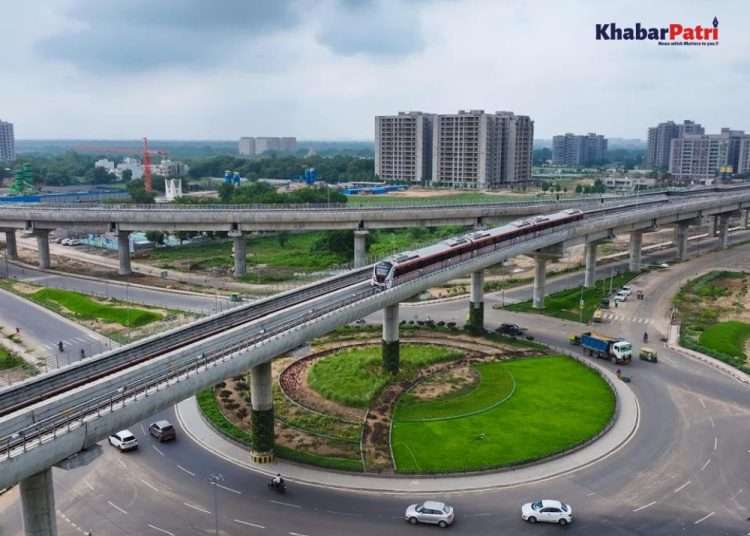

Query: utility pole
[209,473,223,535]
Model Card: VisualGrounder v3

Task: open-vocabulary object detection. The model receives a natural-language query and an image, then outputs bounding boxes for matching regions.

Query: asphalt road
[1,239,749,535]
[0,260,226,315]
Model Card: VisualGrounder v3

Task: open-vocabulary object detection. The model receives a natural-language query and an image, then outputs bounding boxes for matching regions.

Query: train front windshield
[373,262,393,284]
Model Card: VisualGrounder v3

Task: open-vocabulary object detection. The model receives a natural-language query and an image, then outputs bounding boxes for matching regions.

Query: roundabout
[196,329,620,477]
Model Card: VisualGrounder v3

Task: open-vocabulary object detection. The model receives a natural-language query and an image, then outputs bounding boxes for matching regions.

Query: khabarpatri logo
[596,17,719,46]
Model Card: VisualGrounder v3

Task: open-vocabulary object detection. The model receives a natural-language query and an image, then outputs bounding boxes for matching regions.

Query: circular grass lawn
[391,355,615,474]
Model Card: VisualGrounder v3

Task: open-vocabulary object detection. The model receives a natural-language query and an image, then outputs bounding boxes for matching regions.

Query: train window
[374,262,392,276]
[446,238,469,247]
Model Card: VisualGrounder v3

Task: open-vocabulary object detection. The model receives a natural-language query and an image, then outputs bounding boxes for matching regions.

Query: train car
[371,209,583,289]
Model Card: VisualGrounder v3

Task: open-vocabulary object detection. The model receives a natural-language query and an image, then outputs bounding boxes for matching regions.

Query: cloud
[316,0,426,58]
[37,0,301,72]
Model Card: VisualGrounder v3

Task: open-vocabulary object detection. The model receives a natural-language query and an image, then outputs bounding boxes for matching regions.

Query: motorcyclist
[58,340,64,352]
[272,473,284,487]
[80,349,86,359]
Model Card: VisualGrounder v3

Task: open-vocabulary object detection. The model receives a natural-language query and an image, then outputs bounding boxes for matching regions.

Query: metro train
[372,209,584,289]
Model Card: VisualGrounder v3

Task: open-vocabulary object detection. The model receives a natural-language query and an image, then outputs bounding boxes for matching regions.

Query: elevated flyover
[2,189,750,534]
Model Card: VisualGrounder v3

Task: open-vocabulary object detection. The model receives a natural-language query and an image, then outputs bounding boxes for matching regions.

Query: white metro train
[371,209,584,289]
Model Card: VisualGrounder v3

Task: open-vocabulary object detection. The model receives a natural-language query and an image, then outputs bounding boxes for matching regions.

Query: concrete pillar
[468,270,484,331]
[382,302,399,373]
[117,230,131,276]
[583,241,598,288]
[628,231,643,273]
[718,215,730,250]
[4,229,18,260]
[745,209,750,229]
[232,234,247,278]
[250,362,274,454]
[354,230,368,268]
[712,215,719,236]
[35,230,50,269]
[533,255,547,309]
[674,223,689,262]
[20,467,58,536]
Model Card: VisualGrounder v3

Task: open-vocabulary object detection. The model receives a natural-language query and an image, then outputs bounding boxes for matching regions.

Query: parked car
[148,420,176,442]
[108,430,138,451]
[614,291,628,303]
[61,239,72,246]
[620,285,633,297]
[405,501,455,527]
[521,499,573,526]
[68,239,80,246]
[497,323,526,337]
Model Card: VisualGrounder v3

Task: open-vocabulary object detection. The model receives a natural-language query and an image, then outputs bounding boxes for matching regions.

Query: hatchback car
[149,420,176,442]
[521,499,573,526]
[108,430,138,451]
[405,501,455,527]
[497,323,526,336]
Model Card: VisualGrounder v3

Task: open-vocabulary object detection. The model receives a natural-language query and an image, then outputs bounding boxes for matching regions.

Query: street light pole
[209,473,223,535]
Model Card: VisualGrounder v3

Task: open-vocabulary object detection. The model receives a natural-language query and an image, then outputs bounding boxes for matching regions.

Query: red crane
[72,138,168,192]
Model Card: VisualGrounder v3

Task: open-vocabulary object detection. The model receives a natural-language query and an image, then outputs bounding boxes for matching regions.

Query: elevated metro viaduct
[0,189,731,278]
[2,191,750,535]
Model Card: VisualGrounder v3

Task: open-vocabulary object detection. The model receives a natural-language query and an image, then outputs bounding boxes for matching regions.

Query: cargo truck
[579,332,632,364]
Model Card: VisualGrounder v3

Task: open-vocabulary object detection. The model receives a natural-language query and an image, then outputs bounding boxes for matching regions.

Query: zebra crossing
[600,313,652,325]
[41,334,108,352]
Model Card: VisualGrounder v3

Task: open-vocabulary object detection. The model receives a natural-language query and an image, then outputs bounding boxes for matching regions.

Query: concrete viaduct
[2,191,750,535]
[0,192,686,278]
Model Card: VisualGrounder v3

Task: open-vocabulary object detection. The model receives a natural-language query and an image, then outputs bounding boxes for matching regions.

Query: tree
[277,231,289,247]
[121,169,133,182]
[145,231,165,245]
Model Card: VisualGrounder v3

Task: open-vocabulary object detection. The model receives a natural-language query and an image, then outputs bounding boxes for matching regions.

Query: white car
[620,286,633,296]
[61,239,72,246]
[108,430,138,451]
[405,501,455,527]
[521,499,573,526]
[614,291,628,303]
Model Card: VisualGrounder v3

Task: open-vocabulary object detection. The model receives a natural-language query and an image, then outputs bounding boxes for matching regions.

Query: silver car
[405,501,455,527]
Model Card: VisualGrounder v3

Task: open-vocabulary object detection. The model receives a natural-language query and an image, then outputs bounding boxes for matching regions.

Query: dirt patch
[410,366,478,401]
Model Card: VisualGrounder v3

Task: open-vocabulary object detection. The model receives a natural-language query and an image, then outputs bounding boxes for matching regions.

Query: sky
[1,0,748,141]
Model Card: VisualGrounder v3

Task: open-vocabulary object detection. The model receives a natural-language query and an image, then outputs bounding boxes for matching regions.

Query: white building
[95,159,116,172]
[374,111,434,183]
[116,157,144,180]
[155,159,189,178]
[238,136,297,156]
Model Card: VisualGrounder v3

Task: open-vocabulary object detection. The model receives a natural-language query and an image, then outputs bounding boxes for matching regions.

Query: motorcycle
[268,479,286,493]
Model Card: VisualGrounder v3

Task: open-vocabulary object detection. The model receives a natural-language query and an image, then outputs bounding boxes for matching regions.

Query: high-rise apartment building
[0,119,15,162]
[669,128,749,181]
[375,109,533,188]
[646,120,704,169]
[374,111,433,183]
[738,137,750,175]
[552,132,608,166]
[238,136,297,157]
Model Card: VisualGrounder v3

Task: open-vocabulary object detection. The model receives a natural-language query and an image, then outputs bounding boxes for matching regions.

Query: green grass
[0,348,25,370]
[396,367,514,421]
[698,320,750,358]
[391,356,615,473]
[31,288,162,328]
[506,272,637,323]
[197,388,363,472]
[308,344,464,408]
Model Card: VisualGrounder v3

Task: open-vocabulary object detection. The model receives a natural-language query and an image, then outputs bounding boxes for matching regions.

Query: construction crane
[72,138,167,192]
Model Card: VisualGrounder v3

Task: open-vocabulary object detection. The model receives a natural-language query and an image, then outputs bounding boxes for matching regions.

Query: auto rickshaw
[569,334,581,346]
[639,346,658,362]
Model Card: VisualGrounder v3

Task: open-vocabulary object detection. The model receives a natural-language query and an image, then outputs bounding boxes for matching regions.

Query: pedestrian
[15,327,20,335]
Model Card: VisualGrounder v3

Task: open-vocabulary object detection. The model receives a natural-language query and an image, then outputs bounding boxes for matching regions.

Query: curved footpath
[175,349,639,493]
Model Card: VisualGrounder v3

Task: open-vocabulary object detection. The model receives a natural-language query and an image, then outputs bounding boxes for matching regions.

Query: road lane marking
[700,458,711,471]
[326,510,362,517]
[177,465,196,477]
[633,501,656,512]
[148,524,175,536]
[289,533,310,536]
[183,502,211,514]
[235,519,265,529]
[140,479,159,493]
[586,492,596,496]
[140,424,146,434]
[674,481,691,493]
[699,398,706,409]
[713,436,718,451]
[216,483,241,495]
[693,512,714,525]
[107,501,128,514]
[84,480,94,491]
[116,458,127,469]
[271,499,301,508]
[152,445,164,456]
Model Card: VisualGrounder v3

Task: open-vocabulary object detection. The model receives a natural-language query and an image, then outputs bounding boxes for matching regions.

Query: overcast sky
[2,0,748,140]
